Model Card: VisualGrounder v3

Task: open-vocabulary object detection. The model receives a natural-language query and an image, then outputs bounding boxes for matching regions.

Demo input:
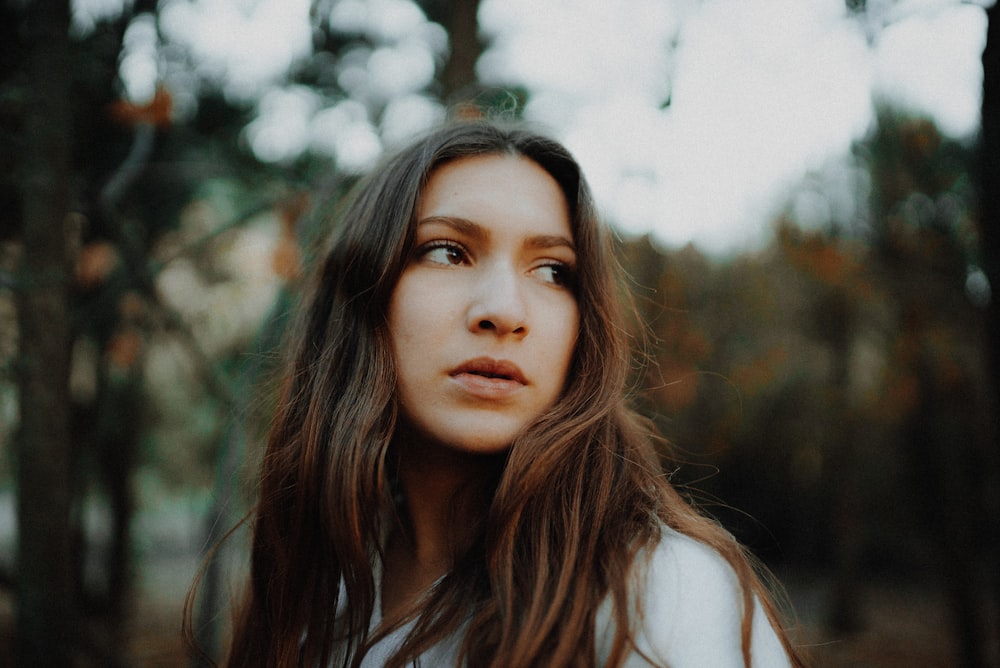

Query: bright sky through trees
[73,0,991,254]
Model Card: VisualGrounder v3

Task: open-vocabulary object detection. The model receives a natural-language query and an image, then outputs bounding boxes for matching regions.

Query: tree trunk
[983,0,1000,418]
[15,0,77,664]
[436,0,483,103]
[979,3,1000,660]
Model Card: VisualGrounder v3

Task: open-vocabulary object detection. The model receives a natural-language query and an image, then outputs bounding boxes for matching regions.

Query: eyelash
[415,240,576,288]
[536,261,575,288]
[418,240,469,265]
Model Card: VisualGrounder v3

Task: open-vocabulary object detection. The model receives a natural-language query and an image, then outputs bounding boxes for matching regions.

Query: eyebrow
[416,216,576,252]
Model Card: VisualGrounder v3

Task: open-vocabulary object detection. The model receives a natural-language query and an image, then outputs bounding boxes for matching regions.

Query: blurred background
[1,0,999,665]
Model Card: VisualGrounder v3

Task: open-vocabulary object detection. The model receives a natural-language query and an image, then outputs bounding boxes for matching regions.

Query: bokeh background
[2,0,999,665]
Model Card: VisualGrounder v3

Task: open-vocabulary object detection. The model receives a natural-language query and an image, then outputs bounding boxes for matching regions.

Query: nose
[467,262,528,338]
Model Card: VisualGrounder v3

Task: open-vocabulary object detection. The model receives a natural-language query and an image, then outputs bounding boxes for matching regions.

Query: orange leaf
[109,86,173,128]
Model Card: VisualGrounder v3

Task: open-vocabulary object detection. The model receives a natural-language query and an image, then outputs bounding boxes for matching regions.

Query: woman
[219,119,803,666]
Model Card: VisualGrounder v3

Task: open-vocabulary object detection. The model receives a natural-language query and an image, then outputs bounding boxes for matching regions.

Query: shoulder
[623,528,792,667]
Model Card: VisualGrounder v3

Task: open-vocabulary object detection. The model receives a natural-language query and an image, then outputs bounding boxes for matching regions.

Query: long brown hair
[209,120,802,667]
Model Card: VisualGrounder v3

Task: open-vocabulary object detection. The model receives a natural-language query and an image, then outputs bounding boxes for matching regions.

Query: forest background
[2,0,999,666]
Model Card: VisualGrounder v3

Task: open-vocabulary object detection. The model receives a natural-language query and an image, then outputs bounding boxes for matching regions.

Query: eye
[534,261,575,288]
[419,240,469,266]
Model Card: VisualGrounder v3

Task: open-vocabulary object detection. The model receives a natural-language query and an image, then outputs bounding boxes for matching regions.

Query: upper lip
[450,357,527,384]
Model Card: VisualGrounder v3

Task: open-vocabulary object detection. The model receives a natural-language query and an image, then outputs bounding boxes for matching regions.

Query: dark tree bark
[441,0,482,102]
[15,0,77,665]
[983,0,1000,397]
[978,1,1000,657]
[419,0,484,103]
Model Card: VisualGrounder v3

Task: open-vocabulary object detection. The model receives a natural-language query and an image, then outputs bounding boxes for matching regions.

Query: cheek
[386,288,412,375]
[548,303,580,383]
[387,274,422,341]
[387,276,451,377]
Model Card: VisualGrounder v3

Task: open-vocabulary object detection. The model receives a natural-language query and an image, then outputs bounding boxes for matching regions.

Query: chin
[437,431,517,455]
[402,411,536,456]
[454,417,535,453]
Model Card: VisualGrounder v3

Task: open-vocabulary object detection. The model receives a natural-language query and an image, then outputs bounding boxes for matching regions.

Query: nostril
[478,319,495,330]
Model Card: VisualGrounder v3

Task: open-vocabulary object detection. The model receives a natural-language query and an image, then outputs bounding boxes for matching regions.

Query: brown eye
[420,241,469,266]
[535,262,575,287]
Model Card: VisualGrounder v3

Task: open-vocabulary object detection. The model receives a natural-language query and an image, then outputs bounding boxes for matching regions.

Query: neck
[379,429,501,623]
[391,431,500,568]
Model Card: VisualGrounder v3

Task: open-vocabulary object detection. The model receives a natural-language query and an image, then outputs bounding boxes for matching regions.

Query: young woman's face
[388,154,580,454]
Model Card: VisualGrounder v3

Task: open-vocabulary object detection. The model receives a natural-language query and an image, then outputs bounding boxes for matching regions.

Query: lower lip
[450,372,525,399]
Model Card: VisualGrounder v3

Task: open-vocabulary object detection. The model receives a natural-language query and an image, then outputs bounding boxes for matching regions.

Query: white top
[344,528,792,667]
[597,529,792,667]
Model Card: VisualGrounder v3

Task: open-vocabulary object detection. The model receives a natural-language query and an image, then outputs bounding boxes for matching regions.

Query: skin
[382,154,580,621]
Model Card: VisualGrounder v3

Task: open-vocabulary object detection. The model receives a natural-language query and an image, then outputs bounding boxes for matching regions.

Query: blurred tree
[863,108,990,667]
[417,0,484,101]
[14,1,76,665]
[756,102,991,661]
[619,95,993,660]
[838,3,1000,661]
[2,0,291,663]
[978,0,1000,656]
[619,233,828,559]
[776,227,870,633]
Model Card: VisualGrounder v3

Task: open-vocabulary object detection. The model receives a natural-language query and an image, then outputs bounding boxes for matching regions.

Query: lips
[449,357,527,399]
[451,357,527,383]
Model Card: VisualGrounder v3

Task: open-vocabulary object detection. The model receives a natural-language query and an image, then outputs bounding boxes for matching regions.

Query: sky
[477,0,989,252]
[73,0,992,255]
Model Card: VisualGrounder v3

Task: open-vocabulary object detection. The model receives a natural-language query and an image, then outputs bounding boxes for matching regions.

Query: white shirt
[345,528,791,667]
[597,528,792,667]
